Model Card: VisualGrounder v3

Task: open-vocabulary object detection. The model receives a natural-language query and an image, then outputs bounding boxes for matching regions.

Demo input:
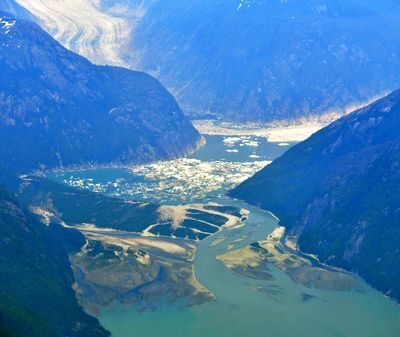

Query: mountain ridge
[8,1,400,121]
[230,89,400,300]
[0,11,201,174]
[126,0,400,121]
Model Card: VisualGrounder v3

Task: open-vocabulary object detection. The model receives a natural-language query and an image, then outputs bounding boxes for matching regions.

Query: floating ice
[59,158,271,203]
[223,137,242,144]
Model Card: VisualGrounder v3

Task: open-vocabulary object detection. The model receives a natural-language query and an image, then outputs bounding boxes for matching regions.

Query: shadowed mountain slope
[0,186,110,337]
[0,12,200,174]
[231,90,400,300]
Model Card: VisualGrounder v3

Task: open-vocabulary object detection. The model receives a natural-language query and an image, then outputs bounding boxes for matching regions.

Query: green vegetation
[0,186,110,336]
[231,89,400,301]
[19,177,243,241]
[19,176,160,232]
[0,11,200,175]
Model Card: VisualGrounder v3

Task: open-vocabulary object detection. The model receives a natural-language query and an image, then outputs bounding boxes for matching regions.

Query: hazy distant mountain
[0,12,200,174]
[0,185,110,337]
[231,90,400,300]
[9,1,400,122]
[126,0,400,121]
[7,0,400,122]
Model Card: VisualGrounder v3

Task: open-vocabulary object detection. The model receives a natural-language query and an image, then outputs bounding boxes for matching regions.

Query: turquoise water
[51,135,400,337]
[99,202,400,337]
[191,135,293,162]
[48,135,289,204]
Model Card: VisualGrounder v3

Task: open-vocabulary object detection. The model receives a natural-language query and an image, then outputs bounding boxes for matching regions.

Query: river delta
[41,134,400,337]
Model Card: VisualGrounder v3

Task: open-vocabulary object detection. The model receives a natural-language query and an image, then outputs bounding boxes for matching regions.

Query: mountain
[126,0,400,121]
[230,90,400,300]
[0,185,110,337]
[0,12,201,174]
[8,1,400,121]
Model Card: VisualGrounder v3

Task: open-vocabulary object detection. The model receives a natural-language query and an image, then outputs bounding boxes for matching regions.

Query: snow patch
[0,17,16,35]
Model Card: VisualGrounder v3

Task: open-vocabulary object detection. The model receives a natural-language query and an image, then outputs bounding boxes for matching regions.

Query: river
[49,134,400,337]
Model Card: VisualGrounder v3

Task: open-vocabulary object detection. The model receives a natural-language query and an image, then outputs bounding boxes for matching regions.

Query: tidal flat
[70,232,213,314]
[99,201,400,337]
[19,175,247,313]
[37,134,400,337]
[217,226,360,292]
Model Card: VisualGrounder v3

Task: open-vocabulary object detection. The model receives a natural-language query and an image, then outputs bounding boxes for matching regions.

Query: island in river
[20,132,400,337]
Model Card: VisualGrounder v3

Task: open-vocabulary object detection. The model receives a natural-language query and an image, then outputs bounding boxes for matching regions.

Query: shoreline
[193,119,327,143]
[192,94,387,143]
[22,135,206,178]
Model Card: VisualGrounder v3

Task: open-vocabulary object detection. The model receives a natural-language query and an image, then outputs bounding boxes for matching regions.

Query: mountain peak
[0,13,201,174]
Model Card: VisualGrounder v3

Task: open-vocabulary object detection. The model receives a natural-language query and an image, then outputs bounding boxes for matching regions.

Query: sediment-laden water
[49,135,400,337]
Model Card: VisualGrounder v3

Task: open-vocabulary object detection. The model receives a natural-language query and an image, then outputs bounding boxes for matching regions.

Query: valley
[193,119,328,143]
[1,3,400,337]
[30,132,400,337]
[9,0,400,121]
[231,89,400,302]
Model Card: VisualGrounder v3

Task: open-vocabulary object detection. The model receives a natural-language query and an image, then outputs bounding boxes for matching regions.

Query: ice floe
[59,158,271,203]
